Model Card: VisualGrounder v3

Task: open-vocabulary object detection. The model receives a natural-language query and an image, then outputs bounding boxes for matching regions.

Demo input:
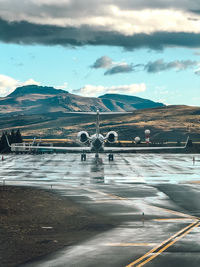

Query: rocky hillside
[99,94,164,110]
[0,85,164,116]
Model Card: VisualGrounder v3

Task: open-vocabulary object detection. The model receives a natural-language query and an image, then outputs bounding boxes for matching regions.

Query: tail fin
[96,109,100,137]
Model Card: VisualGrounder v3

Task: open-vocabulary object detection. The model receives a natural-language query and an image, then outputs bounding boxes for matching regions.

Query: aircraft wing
[5,136,91,153]
[104,137,190,153]
[6,135,190,154]
[12,144,91,153]
[27,145,91,152]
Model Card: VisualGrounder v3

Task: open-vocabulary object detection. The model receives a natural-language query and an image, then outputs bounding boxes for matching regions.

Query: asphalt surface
[1,153,200,267]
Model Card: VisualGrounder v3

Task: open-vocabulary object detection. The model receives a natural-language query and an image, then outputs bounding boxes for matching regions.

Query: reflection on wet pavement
[1,153,200,267]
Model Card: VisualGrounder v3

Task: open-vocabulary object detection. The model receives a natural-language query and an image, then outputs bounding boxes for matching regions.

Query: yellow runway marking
[106,243,157,247]
[126,221,200,267]
[85,188,197,219]
[150,205,198,219]
[137,222,200,267]
[83,188,200,266]
[153,218,194,222]
[108,193,127,201]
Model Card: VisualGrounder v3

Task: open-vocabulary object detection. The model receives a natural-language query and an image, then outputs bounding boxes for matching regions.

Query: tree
[10,130,17,143]
[0,129,23,153]
[16,129,23,143]
[0,132,11,153]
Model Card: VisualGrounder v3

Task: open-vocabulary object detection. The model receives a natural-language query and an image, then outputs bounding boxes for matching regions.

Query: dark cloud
[2,0,200,19]
[145,59,198,73]
[114,0,200,13]
[91,56,112,69]
[190,9,200,14]
[1,18,200,50]
[104,64,133,75]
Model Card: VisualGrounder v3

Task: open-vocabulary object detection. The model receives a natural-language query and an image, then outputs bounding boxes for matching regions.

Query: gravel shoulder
[0,186,117,267]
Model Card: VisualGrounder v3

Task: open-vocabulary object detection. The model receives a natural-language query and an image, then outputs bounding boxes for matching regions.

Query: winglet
[5,135,11,147]
[96,109,100,137]
[184,136,190,148]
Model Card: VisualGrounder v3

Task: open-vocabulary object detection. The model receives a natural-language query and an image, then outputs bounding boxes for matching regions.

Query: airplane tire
[108,154,114,161]
[81,154,86,161]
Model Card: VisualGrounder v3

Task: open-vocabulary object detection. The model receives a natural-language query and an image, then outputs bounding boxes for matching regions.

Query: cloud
[91,56,112,69]
[0,74,40,97]
[145,59,199,73]
[1,0,200,50]
[73,83,146,97]
[91,55,200,75]
[104,63,133,75]
[1,17,200,50]
[54,82,68,90]
[1,1,200,35]
[91,56,135,75]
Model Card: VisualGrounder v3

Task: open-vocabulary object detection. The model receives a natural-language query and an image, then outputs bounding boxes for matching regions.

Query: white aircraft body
[6,110,189,161]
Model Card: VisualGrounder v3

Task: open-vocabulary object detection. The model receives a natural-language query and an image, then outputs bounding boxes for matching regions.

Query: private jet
[6,110,190,161]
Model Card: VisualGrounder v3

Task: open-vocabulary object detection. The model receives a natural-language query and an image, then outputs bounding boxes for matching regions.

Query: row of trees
[0,129,23,153]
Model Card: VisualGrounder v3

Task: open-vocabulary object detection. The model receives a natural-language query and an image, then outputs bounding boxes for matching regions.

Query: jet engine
[106,131,118,143]
[77,131,90,143]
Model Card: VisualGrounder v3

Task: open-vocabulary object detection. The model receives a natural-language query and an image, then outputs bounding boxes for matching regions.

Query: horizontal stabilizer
[64,111,132,115]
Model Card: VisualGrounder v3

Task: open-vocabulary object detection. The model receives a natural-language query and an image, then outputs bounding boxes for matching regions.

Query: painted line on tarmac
[83,187,200,267]
[105,243,157,247]
[83,187,198,220]
[126,221,200,267]
[153,218,194,222]
[151,205,198,220]
[108,193,127,201]
[83,188,128,201]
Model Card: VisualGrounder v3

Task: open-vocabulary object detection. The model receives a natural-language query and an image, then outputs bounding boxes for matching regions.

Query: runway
[1,153,200,267]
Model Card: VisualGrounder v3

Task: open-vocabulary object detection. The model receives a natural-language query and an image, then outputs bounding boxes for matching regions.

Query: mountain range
[0,85,199,142]
[0,85,164,116]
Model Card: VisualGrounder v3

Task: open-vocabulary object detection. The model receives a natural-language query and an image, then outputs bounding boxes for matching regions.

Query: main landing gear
[108,153,114,161]
[81,153,86,161]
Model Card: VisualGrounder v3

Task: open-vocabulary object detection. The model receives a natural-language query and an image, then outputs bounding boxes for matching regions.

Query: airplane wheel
[81,154,86,161]
[108,154,114,161]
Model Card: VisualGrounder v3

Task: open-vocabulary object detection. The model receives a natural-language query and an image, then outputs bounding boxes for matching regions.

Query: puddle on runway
[0,154,200,186]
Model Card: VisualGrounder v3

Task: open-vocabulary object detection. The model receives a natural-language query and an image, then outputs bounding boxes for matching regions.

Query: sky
[0,0,200,106]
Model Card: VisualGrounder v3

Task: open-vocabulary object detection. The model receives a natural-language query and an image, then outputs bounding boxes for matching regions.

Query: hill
[0,85,164,116]
[0,85,199,142]
[8,85,66,97]
[99,94,164,109]
[0,104,199,142]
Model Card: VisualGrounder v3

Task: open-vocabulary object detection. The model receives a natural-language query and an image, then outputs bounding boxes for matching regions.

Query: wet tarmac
[1,153,200,267]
